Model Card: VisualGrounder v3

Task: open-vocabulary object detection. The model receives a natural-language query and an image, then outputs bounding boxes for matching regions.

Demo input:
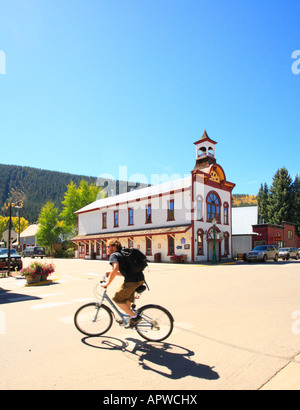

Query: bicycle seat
[135,285,147,294]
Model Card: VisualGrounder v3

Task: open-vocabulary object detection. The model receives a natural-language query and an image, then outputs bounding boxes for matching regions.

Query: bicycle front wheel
[136,304,174,342]
[74,303,113,336]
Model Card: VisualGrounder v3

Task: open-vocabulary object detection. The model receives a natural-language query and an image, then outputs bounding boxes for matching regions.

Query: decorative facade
[71,131,236,262]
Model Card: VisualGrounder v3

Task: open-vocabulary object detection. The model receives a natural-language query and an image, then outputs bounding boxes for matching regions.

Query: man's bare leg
[117,300,136,317]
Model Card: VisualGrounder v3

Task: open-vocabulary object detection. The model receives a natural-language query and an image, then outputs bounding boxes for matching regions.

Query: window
[146,204,152,224]
[197,229,204,255]
[167,199,175,221]
[197,196,203,221]
[288,230,293,240]
[224,232,230,255]
[128,238,133,248]
[114,210,119,227]
[168,235,175,255]
[224,202,229,225]
[207,192,221,223]
[128,208,134,225]
[102,212,107,229]
[146,237,152,256]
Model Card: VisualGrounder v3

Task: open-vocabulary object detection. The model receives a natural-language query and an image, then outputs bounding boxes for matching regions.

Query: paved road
[1,258,300,390]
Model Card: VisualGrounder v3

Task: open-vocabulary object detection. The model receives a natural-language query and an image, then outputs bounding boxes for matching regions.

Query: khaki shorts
[113,281,145,304]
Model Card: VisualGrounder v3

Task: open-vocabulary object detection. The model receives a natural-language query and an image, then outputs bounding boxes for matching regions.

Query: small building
[232,206,259,258]
[71,131,236,262]
[252,222,300,249]
[19,224,39,251]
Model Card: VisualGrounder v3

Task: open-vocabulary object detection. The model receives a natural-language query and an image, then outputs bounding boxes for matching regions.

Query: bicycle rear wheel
[74,303,113,336]
[136,304,174,342]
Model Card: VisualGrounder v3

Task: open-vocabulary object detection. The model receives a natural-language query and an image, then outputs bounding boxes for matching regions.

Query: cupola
[193,130,217,171]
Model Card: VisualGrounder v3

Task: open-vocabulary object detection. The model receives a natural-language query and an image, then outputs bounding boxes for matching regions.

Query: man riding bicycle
[102,239,145,328]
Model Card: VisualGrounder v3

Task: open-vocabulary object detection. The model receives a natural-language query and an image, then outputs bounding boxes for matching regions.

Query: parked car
[0,248,23,271]
[245,245,279,263]
[22,246,46,258]
[279,247,299,260]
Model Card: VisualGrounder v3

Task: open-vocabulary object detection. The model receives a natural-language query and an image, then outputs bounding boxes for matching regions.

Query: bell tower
[193,130,217,171]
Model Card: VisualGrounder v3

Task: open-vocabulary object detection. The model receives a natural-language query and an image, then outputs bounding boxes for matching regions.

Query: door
[101,241,107,260]
[78,245,85,259]
[208,241,220,261]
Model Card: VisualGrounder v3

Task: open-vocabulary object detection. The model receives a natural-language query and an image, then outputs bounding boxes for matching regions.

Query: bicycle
[74,276,174,342]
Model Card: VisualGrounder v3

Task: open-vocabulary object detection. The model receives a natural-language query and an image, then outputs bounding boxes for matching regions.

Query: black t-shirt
[109,251,144,283]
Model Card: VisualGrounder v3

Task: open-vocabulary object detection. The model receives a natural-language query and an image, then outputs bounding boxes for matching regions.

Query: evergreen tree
[267,168,293,225]
[257,183,269,223]
[291,175,300,235]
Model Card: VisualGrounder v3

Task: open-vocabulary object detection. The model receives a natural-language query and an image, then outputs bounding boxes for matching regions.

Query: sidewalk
[260,353,300,390]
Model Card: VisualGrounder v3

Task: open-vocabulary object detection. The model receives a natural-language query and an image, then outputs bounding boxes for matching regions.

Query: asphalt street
[1,258,300,390]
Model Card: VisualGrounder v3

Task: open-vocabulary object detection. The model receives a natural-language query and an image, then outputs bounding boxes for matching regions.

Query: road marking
[172,321,195,335]
[30,301,71,310]
[36,293,64,298]
[84,272,99,277]
[71,298,94,303]
[58,316,74,325]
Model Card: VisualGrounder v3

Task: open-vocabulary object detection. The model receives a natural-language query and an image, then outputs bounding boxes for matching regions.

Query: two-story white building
[71,131,235,262]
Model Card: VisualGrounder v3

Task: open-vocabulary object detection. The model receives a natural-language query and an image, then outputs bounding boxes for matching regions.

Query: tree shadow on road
[0,287,41,305]
[82,335,219,382]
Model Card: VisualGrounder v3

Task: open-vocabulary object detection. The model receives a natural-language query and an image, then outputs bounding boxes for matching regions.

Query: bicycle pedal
[117,320,125,325]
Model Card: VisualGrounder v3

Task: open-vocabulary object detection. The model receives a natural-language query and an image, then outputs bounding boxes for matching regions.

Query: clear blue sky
[0,0,299,195]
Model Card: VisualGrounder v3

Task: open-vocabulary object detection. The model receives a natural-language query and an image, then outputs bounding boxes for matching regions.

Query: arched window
[197,196,203,221]
[207,192,221,223]
[223,202,229,225]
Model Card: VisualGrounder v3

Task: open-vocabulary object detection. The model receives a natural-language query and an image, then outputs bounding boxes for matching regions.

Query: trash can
[154,253,161,263]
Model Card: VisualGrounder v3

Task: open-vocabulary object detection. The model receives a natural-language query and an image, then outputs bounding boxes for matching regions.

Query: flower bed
[170,254,187,263]
[21,262,55,284]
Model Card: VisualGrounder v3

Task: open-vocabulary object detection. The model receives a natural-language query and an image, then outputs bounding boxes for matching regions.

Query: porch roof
[71,224,192,242]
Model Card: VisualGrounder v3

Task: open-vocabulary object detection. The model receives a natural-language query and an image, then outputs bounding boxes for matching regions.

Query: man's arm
[103,262,121,288]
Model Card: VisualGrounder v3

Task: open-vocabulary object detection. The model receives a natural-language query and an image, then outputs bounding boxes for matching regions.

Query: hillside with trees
[232,194,257,207]
[0,164,97,223]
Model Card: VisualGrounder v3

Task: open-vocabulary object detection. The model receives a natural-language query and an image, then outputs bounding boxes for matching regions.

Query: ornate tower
[193,130,217,172]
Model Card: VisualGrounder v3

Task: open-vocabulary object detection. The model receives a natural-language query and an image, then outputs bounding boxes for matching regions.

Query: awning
[71,224,192,242]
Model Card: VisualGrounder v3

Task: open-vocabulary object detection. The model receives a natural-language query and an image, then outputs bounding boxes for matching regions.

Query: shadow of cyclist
[127,337,219,381]
[82,335,219,381]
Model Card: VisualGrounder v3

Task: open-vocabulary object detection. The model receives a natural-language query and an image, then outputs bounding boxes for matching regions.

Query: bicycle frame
[97,288,131,325]
[75,282,174,342]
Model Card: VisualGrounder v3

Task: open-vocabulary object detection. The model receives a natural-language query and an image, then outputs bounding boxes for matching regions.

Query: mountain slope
[0,164,97,222]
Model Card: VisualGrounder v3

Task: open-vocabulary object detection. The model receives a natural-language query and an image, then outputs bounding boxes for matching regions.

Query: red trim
[71,225,192,242]
[191,172,195,262]
[194,137,217,146]
[76,186,190,215]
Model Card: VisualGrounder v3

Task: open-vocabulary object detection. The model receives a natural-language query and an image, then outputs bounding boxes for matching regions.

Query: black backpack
[120,247,148,274]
